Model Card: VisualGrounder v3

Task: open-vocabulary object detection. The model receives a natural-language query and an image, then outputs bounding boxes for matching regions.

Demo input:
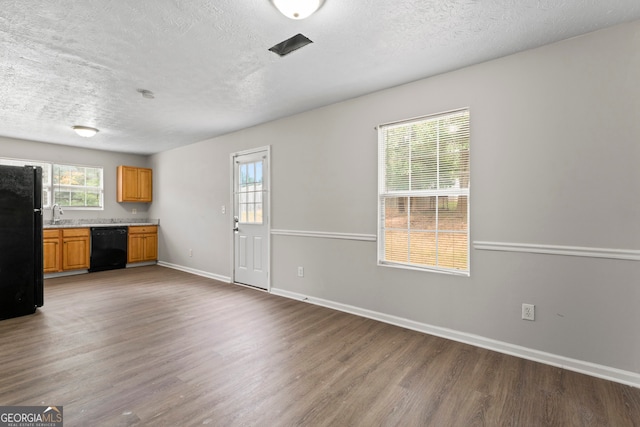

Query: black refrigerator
[0,164,44,320]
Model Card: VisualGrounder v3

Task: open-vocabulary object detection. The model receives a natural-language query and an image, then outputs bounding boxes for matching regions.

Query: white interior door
[233,149,269,289]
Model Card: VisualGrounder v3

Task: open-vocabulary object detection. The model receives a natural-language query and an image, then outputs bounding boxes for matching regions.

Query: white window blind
[377,108,470,275]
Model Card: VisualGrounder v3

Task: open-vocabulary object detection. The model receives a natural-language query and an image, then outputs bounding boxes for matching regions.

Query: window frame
[377,108,470,276]
[52,163,104,210]
[0,157,104,210]
[237,160,264,225]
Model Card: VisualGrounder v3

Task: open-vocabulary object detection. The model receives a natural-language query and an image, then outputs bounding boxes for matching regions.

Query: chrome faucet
[52,204,63,224]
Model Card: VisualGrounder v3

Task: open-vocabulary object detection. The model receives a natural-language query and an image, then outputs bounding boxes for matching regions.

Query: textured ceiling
[1,0,640,155]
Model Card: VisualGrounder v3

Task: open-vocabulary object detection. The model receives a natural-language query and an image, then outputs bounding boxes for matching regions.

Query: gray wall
[150,20,640,377]
[0,136,151,221]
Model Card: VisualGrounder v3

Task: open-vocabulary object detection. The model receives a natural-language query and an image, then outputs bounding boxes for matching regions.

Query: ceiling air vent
[268,33,313,57]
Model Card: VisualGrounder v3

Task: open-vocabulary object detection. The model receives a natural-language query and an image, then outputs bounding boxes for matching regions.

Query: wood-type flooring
[0,266,638,426]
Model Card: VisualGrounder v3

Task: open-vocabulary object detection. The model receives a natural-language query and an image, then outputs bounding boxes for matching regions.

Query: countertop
[44,218,159,229]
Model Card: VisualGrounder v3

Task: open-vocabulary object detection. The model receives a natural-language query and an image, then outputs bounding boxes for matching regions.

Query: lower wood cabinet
[43,229,62,273]
[44,228,90,273]
[62,228,91,270]
[44,225,158,273]
[128,225,158,263]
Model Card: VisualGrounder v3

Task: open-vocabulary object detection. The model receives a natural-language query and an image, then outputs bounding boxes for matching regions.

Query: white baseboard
[126,261,157,268]
[157,261,231,283]
[270,287,640,389]
[44,269,88,279]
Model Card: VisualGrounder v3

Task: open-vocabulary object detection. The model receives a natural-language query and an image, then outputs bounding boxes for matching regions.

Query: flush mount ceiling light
[72,126,99,137]
[271,0,324,19]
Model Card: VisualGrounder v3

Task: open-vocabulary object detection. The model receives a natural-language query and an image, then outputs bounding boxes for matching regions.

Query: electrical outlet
[132,208,137,215]
[221,205,226,214]
[297,266,304,277]
[189,249,193,257]
[522,303,535,321]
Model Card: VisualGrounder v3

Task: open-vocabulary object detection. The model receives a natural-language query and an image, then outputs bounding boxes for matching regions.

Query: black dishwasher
[89,227,128,272]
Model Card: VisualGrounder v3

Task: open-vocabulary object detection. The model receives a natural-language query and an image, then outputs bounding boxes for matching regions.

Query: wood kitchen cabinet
[44,228,90,272]
[62,228,90,270]
[43,229,61,273]
[127,225,158,263]
[117,166,152,203]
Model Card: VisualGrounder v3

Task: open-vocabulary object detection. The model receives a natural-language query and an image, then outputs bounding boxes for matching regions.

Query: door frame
[229,145,271,291]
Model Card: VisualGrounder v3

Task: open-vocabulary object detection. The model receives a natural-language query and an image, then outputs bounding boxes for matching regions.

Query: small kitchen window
[53,164,103,209]
[0,157,103,209]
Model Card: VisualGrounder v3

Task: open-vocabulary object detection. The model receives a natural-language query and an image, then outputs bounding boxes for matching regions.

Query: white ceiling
[2,1,639,155]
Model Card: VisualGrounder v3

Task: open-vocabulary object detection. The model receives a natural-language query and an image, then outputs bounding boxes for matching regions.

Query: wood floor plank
[0,265,638,426]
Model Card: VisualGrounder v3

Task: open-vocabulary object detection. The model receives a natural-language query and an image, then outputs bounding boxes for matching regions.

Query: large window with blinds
[377,108,470,275]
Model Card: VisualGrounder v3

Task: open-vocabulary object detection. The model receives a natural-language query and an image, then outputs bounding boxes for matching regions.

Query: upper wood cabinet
[117,166,152,203]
